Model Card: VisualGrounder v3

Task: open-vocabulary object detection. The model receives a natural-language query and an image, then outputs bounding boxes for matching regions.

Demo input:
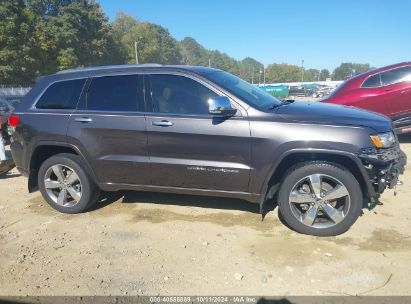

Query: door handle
[74,117,93,123]
[152,120,174,127]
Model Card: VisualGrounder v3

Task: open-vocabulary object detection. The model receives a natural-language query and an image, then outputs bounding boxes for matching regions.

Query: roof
[351,61,411,81]
[54,64,221,77]
[55,64,162,74]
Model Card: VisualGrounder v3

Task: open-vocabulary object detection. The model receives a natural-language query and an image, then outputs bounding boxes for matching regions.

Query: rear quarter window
[36,79,86,109]
[361,74,381,88]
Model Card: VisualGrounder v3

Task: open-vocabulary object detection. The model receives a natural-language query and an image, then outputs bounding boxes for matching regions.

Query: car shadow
[91,190,262,214]
[0,172,21,179]
[398,133,411,143]
[257,298,294,304]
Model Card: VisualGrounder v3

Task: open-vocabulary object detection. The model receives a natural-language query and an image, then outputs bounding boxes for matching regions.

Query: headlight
[370,132,396,148]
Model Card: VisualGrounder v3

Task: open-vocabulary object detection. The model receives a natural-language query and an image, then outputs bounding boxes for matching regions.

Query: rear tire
[278,161,362,236]
[38,153,100,213]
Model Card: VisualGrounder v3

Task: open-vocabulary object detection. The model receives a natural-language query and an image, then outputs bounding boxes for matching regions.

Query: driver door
[145,73,252,192]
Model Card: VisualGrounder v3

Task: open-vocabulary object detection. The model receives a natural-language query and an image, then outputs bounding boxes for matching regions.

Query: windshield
[204,71,282,110]
[325,81,347,99]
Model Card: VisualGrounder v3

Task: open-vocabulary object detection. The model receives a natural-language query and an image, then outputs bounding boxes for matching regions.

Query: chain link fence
[0,86,31,99]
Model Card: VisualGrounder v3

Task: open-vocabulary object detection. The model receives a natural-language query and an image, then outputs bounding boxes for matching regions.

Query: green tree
[208,50,239,74]
[304,68,320,82]
[179,37,264,84]
[111,12,138,62]
[0,0,37,85]
[179,37,209,66]
[1,0,120,84]
[25,0,74,17]
[320,69,330,81]
[333,62,372,80]
[111,12,138,39]
[114,20,181,64]
[239,57,264,84]
[32,0,119,73]
[265,63,303,83]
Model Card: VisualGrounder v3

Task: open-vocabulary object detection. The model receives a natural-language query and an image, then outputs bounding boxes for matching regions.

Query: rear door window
[36,79,85,109]
[86,75,142,112]
[361,74,381,88]
[381,66,411,86]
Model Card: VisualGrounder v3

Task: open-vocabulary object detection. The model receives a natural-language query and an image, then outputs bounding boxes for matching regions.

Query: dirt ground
[0,136,410,296]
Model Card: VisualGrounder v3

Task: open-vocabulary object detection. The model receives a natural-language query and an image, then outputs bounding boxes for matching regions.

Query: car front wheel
[278,162,363,236]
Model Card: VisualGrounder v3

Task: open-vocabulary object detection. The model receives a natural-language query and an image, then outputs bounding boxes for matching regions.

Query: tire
[278,161,362,236]
[38,153,100,213]
[0,160,15,176]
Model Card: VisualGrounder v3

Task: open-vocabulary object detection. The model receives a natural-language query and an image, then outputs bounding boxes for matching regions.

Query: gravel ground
[0,136,410,296]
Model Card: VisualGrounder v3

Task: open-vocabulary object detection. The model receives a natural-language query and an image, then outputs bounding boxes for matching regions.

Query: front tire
[38,153,100,213]
[278,162,362,236]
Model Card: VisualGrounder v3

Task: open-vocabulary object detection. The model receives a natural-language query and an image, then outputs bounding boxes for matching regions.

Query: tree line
[0,0,373,86]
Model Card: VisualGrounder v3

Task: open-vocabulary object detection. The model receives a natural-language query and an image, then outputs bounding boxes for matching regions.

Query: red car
[322,62,411,134]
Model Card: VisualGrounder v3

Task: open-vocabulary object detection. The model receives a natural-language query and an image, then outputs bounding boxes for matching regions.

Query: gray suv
[9,65,406,236]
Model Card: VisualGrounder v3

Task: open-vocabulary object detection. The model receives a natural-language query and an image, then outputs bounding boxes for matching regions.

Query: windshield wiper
[266,99,295,111]
[266,104,283,110]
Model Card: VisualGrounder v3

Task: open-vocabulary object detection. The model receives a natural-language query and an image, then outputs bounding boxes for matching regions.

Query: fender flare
[259,148,376,206]
[28,141,100,191]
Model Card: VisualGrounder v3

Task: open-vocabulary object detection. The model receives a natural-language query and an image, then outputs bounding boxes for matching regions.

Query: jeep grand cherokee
[9,65,406,236]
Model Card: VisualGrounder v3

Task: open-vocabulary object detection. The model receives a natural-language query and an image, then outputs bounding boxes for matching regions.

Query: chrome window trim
[80,71,242,116]
[29,69,249,117]
[361,65,411,89]
[70,111,146,117]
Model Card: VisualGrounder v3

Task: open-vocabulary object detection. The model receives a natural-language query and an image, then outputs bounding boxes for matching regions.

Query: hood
[272,101,392,133]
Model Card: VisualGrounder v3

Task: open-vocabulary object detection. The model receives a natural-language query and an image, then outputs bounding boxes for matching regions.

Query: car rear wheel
[38,153,100,213]
[278,162,362,236]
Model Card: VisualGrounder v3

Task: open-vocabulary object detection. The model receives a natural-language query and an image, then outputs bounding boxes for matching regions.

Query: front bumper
[358,145,407,194]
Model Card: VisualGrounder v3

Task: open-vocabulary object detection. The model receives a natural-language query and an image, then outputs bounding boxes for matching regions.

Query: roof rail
[56,64,163,74]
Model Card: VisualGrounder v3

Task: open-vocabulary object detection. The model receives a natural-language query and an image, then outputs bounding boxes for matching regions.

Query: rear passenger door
[24,78,86,164]
[67,73,150,186]
[145,73,252,192]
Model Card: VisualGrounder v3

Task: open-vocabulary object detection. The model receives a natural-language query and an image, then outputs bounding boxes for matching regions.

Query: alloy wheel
[44,164,82,207]
[288,174,350,229]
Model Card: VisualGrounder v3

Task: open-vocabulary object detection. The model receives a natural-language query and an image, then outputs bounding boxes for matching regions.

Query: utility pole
[259,68,262,85]
[301,59,304,84]
[263,64,266,85]
[208,58,211,67]
[134,41,139,64]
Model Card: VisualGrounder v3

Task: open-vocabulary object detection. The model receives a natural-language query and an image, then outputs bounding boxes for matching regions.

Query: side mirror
[208,96,237,116]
